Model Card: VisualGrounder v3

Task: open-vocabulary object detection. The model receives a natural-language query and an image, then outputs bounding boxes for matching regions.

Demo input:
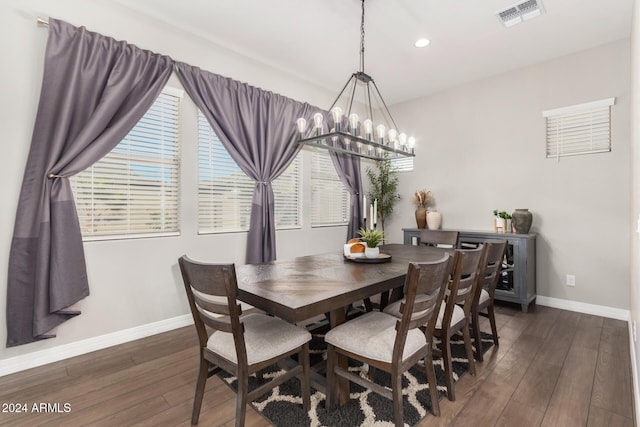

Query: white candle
[370,205,374,229]
[373,199,378,225]
[363,195,367,220]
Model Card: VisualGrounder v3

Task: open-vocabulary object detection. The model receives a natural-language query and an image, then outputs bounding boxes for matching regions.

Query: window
[71,88,182,239]
[543,97,615,159]
[311,150,350,226]
[390,156,414,172]
[198,112,301,233]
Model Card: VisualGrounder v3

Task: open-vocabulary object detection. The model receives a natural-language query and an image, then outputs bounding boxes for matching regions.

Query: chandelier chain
[360,0,365,73]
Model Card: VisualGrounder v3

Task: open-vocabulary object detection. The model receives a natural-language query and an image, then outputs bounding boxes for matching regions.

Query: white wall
[630,0,640,422]
[0,0,345,366]
[387,39,631,311]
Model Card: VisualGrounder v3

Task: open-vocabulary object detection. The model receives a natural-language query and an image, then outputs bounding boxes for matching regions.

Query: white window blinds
[390,156,414,172]
[543,97,615,158]
[197,112,301,233]
[311,150,350,226]
[71,88,182,239]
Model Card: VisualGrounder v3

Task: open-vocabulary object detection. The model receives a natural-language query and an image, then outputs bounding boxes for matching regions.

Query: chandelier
[295,0,416,161]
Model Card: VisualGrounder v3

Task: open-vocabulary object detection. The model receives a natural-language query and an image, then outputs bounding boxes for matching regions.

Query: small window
[197,112,301,233]
[71,87,182,239]
[390,156,414,172]
[311,150,350,226]
[543,97,615,159]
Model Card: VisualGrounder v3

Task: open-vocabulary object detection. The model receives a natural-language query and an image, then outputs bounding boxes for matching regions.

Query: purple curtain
[6,18,173,347]
[175,63,320,264]
[330,152,363,240]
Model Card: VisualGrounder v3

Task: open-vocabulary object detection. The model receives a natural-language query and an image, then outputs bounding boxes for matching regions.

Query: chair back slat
[195,308,235,333]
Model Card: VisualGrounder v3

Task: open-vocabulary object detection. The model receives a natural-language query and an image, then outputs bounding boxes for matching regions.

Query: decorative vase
[415,206,427,229]
[511,209,533,234]
[426,210,442,230]
[365,246,380,259]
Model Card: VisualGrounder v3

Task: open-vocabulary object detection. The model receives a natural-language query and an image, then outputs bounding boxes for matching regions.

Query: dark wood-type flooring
[0,304,635,426]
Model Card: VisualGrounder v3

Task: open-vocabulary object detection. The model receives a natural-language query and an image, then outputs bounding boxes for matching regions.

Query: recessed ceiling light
[415,38,431,48]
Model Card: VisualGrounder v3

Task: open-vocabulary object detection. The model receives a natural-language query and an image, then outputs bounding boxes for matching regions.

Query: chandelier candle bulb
[376,124,386,144]
[363,119,373,140]
[313,113,323,132]
[388,129,397,146]
[296,118,307,136]
[349,113,359,135]
[331,107,343,131]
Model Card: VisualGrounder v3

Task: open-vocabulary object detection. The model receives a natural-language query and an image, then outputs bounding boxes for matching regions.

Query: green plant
[493,210,512,220]
[366,158,400,233]
[358,228,384,248]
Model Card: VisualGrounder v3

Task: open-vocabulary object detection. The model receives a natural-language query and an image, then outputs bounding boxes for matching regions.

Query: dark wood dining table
[235,243,452,405]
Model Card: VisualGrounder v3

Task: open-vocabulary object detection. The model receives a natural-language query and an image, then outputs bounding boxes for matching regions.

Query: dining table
[235,243,452,406]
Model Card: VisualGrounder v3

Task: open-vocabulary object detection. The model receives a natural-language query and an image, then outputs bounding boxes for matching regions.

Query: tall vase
[426,210,442,230]
[511,209,533,234]
[415,206,427,229]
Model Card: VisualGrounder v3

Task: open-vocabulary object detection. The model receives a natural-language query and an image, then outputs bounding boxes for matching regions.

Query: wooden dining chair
[178,255,312,427]
[434,245,485,401]
[325,254,453,426]
[420,229,459,248]
[470,240,507,361]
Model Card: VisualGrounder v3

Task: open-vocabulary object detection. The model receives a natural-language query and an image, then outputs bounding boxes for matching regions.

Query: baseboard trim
[629,318,640,426]
[536,296,629,321]
[0,314,193,377]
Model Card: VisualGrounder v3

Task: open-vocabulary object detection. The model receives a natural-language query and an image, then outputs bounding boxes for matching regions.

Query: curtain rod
[37,17,49,26]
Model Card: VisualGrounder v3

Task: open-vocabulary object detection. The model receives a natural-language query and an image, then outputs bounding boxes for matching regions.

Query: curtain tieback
[47,173,67,179]
[256,181,270,185]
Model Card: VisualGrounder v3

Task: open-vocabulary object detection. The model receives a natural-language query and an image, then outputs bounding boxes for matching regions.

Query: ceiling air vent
[497,0,545,28]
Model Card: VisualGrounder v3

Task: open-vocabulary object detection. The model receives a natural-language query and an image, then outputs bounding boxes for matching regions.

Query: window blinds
[197,112,301,233]
[71,89,182,239]
[543,97,615,158]
[311,150,350,226]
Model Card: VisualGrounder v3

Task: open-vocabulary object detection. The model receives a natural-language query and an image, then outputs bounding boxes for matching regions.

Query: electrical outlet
[566,274,576,287]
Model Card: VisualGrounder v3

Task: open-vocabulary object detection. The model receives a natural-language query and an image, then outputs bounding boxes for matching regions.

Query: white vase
[426,210,442,230]
[365,246,380,259]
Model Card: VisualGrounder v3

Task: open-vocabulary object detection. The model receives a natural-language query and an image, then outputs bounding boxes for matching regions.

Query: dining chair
[433,245,485,401]
[178,255,312,427]
[325,254,452,426]
[420,229,459,248]
[470,240,507,361]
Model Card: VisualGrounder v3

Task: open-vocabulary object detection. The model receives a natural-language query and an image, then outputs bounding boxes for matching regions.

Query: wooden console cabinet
[402,228,536,312]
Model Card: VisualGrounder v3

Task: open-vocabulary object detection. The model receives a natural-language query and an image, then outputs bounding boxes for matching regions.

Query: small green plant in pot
[358,228,384,258]
[493,210,511,233]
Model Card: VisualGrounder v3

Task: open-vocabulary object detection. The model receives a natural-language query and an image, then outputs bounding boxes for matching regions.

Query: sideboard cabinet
[402,228,536,312]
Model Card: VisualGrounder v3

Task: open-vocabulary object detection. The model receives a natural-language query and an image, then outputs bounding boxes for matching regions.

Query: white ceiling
[113,0,632,105]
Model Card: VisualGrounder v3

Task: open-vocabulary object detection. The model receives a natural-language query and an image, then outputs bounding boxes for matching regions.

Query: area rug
[221,331,495,427]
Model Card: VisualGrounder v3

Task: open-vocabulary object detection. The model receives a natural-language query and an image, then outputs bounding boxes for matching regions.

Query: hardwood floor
[0,304,634,426]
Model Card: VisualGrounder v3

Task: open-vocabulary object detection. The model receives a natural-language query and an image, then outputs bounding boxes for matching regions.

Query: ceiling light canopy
[296,0,416,161]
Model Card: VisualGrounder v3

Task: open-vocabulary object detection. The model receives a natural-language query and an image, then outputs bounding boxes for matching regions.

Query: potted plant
[358,228,384,258]
[366,158,400,234]
[493,210,511,233]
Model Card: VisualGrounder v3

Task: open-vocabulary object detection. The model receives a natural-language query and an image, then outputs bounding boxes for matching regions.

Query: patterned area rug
[221,328,495,427]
